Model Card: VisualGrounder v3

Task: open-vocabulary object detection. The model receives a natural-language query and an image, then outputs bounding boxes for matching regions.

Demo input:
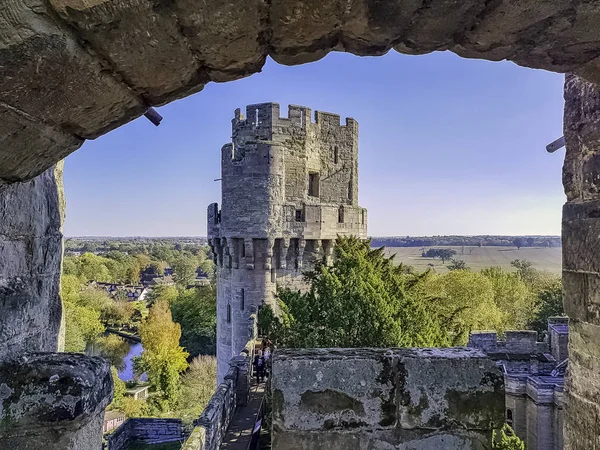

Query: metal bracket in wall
[546,136,565,153]
[144,107,163,126]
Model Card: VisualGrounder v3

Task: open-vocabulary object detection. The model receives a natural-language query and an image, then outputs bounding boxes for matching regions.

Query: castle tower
[208,103,368,381]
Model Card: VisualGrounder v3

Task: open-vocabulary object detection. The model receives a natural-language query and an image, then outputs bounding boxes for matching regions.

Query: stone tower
[208,102,368,381]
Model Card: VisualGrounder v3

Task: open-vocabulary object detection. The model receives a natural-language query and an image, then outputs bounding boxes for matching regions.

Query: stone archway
[1,2,600,449]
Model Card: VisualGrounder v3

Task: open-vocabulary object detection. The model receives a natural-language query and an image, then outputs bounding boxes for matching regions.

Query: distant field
[382,246,562,275]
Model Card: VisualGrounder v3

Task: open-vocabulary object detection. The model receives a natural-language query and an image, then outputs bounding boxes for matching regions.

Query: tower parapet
[208,103,367,381]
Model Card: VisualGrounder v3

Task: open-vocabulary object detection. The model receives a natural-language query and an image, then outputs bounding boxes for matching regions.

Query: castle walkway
[220,379,265,450]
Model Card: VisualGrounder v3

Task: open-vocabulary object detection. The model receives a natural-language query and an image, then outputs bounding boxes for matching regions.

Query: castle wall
[562,75,600,450]
[209,103,368,382]
[271,347,505,450]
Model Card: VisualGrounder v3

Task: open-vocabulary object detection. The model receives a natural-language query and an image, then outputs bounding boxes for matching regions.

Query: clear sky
[63,51,566,237]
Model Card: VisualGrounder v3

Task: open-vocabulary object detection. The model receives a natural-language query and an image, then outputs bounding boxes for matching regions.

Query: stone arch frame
[1,2,600,449]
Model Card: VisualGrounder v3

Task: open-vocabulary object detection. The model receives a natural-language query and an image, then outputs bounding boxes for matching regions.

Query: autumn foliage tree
[137,300,189,406]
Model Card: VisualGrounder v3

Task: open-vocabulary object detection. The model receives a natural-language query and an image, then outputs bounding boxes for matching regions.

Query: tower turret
[208,103,367,381]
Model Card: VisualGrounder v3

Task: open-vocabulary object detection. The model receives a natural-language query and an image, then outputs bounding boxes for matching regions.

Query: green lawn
[382,246,562,274]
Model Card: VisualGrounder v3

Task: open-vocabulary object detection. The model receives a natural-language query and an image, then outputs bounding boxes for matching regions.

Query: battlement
[468,330,547,356]
[468,319,570,361]
[232,102,357,131]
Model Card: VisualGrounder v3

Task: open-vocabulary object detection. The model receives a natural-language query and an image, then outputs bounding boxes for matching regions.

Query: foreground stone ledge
[0,352,112,450]
[272,347,504,450]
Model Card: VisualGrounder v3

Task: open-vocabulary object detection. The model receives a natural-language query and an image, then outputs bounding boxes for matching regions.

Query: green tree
[147,285,179,306]
[481,267,535,330]
[78,252,111,282]
[174,356,217,420]
[170,287,217,357]
[61,274,81,303]
[138,301,189,406]
[109,366,127,409]
[268,237,445,348]
[172,256,198,287]
[510,259,538,285]
[530,277,564,334]
[447,259,468,271]
[492,424,525,450]
[63,302,104,352]
[424,248,457,263]
[425,270,503,346]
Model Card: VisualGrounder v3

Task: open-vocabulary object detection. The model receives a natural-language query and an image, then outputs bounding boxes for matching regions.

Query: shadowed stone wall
[271,347,504,450]
[0,163,65,361]
[563,74,600,450]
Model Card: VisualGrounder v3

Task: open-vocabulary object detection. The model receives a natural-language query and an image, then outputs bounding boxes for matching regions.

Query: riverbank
[107,328,141,343]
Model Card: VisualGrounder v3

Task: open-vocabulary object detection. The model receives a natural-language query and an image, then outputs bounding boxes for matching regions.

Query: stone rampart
[107,418,185,450]
[468,330,548,356]
[271,347,505,450]
[181,316,257,450]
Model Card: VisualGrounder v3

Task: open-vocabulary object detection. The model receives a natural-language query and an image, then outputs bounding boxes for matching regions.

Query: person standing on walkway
[254,350,265,383]
[263,347,271,379]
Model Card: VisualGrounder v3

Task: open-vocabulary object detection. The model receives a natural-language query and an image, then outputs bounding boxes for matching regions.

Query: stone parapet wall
[0,353,112,450]
[107,418,185,450]
[468,330,548,356]
[183,322,257,450]
[271,347,505,450]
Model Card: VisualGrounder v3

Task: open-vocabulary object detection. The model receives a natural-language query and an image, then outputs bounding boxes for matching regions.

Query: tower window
[240,289,245,311]
[338,205,344,223]
[506,409,513,427]
[361,210,365,225]
[241,241,246,258]
[308,172,320,197]
[295,207,305,222]
[271,268,276,283]
[333,146,338,164]
[227,304,231,323]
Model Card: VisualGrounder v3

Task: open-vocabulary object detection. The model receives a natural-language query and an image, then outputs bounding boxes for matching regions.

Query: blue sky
[63,51,566,237]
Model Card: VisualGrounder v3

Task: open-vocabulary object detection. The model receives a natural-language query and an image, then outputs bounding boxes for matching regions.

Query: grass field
[382,246,562,274]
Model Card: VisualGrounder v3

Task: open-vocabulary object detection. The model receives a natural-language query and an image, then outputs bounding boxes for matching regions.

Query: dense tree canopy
[170,286,217,357]
[262,237,445,348]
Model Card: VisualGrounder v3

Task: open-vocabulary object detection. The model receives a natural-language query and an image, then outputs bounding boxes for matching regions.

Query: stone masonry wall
[563,74,600,450]
[0,163,65,361]
[107,418,185,450]
[271,347,505,450]
[182,317,257,450]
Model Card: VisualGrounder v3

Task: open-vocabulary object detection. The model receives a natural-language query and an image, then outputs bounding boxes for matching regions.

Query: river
[86,334,146,382]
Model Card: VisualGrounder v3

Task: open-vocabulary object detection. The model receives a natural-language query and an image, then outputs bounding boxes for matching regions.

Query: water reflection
[86,333,146,382]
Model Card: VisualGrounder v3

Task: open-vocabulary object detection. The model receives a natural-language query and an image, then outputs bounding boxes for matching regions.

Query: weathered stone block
[0,353,112,450]
[272,347,504,450]
[0,0,144,138]
[563,200,600,271]
[50,0,203,104]
[563,272,600,325]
